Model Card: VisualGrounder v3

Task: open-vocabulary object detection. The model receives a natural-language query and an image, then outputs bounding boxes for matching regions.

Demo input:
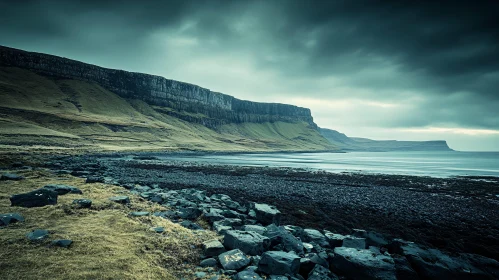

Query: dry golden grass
[0,169,220,280]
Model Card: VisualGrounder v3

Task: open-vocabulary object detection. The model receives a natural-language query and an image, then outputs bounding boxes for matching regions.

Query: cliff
[320,128,453,152]
[0,46,316,129]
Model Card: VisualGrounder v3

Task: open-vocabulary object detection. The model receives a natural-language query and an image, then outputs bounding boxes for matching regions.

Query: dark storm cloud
[0,0,498,134]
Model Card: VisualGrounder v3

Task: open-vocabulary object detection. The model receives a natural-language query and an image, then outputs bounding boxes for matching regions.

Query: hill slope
[320,128,452,152]
[0,66,334,152]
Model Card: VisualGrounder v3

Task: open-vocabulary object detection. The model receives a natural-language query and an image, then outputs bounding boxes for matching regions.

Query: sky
[1,0,498,151]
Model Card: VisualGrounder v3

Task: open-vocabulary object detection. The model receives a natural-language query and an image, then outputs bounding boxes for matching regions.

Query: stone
[203,239,226,257]
[284,225,304,238]
[391,239,497,279]
[85,176,104,183]
[268,276,289,280]
[257,251,300,275]
[10,189,58,208]
[342,236,366,249]
[241,225,267,235]
[27,229,49,241]
[253,203,281,225]
[180,220,203,230]
[0,173,24,180]
[332,247,396,280]
[204,208,225,223]
[72,199,92,208]
[234,269,264,280]
[43,184,82,195]
[324,231,345,248]
[0,213,25,226]
[223,230,271,256]
[303,243,314,253]
[200,258,218,267]
[177,207,202,220]
[352,229,389,248]
[392,255,419,280]
[308,264,339,280]
[218,249,251,271]
[130,211,150,217]
[195,271,207,278]
[109,196,130,204]
[299,254,329,278]
[302,229,329,247]
[51,239,73,248]
[265,224,304,254]
[151,226,165,233]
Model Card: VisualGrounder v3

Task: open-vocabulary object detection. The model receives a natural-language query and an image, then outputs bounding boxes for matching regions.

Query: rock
[352,229,389,248]
[241,225,267,235]
[151,226,165,233]
[268,276,289,280]
[177,207,202,220]
[299,254,329,278]
[180,220,203,230]
[234,269,264,280]
[284,225,304,238]
[0,173,24,180]
[72,199,92,208]
[109,196,130,204]
[200,258,218,267]
[258,251,300,275]
[0,213,25,226]
[27,229,49,241]
[332,247,396,280]
[51,239,73,248]
[218,249,251,271]
[392,255,419,280]
[253,203,281,225]
[204,208,225,223]
[391,239,497,279]
[302,229,329,248]
[223,230,270,256]
[85,176,104,183]
[195,271,207,278]
[130,211,150,217]
[303,243,314,253]
[324,231,345,248]
[10,189,58,208]
[42,184,82,195]
[308,264,339,280]
[342,236,366,249]
[203,239,226,257]
[265,224,304,254]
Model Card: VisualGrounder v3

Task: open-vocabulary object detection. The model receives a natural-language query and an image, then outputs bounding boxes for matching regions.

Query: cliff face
[0,46,316,128]
[320,128,453,152]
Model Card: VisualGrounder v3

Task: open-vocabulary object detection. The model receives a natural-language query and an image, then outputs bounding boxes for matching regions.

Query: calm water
[160,151,499,177]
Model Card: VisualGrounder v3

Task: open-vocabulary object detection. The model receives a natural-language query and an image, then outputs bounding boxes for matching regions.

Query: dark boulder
[342,236,366,249]
[203,239,226,257]
[224,230,271,256]
[265,224,304,254]
[218,249,251,271]
[241,225,267,235]
[253,203,281,225]
[200,258,218,267]
[51,239,73,248]
[43,184,82,195]
[10,189,58,208]
[302,229,329,248]
[258,251,300,275]
[0,213,25,226]
[27,229,49,241]
[177,207,202,220]
[308,264,339,280]
[332,247,396,280]
[85,176,104,183]
[72,199,92,208]
[234,268,264,280]
[180,220,203,230]
[109,196,130,204]
[0,173,25,181]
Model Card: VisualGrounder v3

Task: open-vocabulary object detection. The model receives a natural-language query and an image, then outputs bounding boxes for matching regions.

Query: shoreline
[39,153,499,261]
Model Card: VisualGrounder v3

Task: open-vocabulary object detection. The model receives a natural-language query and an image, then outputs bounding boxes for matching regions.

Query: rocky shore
[2,153,499,279]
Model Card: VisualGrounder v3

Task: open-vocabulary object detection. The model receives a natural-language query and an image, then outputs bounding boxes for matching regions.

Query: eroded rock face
[0,46,318,129]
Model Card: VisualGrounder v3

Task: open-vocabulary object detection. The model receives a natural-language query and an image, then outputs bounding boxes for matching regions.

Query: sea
[158,151,499,178]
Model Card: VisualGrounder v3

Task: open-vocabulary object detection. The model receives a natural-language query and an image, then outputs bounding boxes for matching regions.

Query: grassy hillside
[0,67,335,153]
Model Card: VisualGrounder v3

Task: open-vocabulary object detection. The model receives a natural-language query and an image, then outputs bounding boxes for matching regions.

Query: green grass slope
[0,67,336,153]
